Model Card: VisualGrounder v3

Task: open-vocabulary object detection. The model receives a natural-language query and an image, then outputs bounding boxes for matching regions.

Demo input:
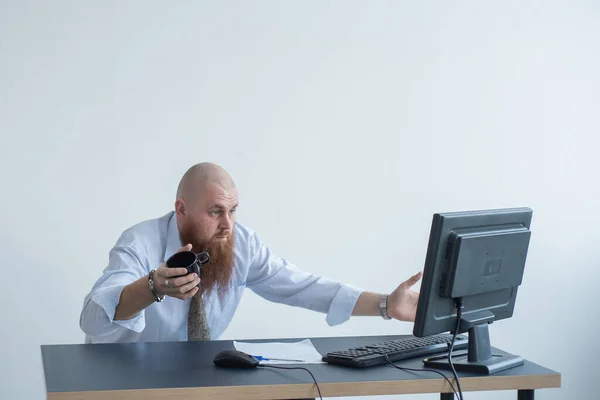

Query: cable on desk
[450,298,464,400]
[385,299,466,400]
[258,364,323,400]
[385,357,460,399]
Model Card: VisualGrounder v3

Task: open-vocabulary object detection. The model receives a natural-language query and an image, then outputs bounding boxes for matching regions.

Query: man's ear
[175,199,186,216]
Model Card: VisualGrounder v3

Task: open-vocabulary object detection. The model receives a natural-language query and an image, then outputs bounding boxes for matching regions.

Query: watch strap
[148,269,164,302]
[380,294,391,320]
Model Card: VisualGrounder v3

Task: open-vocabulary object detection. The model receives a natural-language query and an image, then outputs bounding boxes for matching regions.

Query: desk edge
[47,372,561,399]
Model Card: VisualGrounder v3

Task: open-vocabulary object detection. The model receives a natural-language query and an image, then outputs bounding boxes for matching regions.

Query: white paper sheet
[233,339,325,364]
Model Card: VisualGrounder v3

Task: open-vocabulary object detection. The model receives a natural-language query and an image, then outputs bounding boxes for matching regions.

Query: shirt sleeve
[245,232,364,326]
[79,242,149,338]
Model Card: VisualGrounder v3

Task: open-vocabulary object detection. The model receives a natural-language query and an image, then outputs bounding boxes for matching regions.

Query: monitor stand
[423,316,524,374]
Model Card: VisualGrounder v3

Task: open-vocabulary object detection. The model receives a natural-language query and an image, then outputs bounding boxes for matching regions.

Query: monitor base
[423,348,524,375]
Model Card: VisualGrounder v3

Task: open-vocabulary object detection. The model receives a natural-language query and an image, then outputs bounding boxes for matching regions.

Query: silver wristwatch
[380,294,391,320]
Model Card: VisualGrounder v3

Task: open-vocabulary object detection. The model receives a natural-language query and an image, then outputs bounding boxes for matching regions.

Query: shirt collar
[164,211,183,263]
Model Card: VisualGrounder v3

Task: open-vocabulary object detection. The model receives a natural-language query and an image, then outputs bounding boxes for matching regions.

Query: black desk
[41,335,561,399]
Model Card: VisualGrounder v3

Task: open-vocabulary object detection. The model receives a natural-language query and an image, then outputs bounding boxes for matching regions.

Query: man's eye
[230,209,237,214]
[210,211,221,216]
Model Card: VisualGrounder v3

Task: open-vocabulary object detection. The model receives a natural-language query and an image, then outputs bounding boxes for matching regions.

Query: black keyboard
[322,334,469,368]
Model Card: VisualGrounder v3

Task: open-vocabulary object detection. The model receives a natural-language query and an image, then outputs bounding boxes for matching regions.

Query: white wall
[1,1,598,399]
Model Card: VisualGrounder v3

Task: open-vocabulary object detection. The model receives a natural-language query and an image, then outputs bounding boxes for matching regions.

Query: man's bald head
[176,162,236,203]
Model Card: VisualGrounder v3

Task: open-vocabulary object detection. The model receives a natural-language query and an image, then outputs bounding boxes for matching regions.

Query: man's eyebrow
[208,203,238,210]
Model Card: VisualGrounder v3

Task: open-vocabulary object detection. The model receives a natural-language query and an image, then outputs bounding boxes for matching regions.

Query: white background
[1,1,599,399]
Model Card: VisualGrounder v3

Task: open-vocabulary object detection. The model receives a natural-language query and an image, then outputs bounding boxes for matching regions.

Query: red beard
[179,226,234,299]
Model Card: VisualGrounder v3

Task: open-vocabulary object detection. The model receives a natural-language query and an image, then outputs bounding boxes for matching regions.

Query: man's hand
[387,271,423,322]
[115,244,200,320]
[351,271,423,320]
[153,244,201,300]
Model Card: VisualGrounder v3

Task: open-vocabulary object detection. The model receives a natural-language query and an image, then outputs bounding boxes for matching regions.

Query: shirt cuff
[326,284,364,326]
[92,285,146,333]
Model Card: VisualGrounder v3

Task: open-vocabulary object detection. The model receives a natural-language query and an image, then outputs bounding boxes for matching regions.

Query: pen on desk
[253,355,305,362]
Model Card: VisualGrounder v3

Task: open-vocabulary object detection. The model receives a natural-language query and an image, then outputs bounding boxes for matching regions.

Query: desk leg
[440,393,454,400]
[518,389,534,399]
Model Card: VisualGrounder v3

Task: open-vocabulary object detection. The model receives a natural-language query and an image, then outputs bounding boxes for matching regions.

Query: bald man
[80,163,422,344]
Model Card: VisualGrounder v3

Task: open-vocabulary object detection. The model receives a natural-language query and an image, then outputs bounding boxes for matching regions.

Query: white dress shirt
[79,211,364,343]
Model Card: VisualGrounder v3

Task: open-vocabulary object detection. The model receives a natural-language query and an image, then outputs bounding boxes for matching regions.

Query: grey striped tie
[188,292,210,341]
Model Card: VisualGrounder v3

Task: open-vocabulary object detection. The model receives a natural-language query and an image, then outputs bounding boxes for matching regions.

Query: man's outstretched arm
[352,271,422,321]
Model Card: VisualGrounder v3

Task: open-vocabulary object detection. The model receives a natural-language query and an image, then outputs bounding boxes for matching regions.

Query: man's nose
[219,213,233,230]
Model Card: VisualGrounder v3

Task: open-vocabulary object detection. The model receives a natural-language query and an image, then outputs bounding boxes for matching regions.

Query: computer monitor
[413,207,533,374]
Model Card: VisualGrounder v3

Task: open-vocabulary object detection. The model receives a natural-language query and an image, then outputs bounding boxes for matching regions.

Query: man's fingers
[164,267,189,278]
[177,244,192,252]
[178,278,201,294]
[401,271,423,289]
[171,273,200,288]
[181,286,199,299]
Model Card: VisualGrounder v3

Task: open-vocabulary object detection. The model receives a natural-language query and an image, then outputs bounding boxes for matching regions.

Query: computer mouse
[213,349,260,369]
